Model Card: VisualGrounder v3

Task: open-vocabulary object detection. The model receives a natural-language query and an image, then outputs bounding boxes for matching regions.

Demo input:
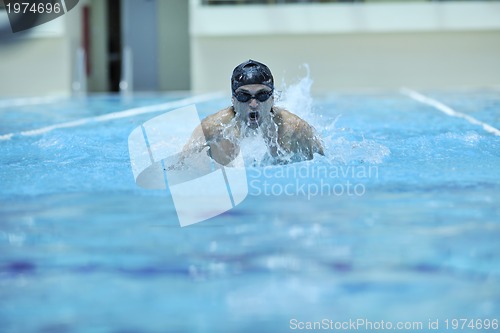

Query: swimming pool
[0,87,499,332]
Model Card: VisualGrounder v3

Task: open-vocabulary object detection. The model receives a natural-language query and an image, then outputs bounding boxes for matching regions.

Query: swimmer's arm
[296,121,324,158]
[164,124,210,170]
[182,123,209,155]
[181,108,230,154]
[310,128,324,156]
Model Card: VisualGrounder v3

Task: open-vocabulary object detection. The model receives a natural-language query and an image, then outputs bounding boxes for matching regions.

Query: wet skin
[182,84,324,165]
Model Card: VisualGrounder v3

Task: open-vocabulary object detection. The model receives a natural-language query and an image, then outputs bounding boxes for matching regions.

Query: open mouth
[248,111,259,122]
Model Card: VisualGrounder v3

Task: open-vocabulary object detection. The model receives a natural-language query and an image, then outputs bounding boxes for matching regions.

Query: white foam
[276,64,314,122]
[327,136,391,164]
[239,129,269,166]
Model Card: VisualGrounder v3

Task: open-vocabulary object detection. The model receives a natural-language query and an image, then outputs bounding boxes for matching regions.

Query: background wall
[189,0,500,93]
[0,38,70,97]
[87,0,108,93]
[0,2,85,97]
[158,0,191,92]
[0,0,499,97]
[191,31,500,93]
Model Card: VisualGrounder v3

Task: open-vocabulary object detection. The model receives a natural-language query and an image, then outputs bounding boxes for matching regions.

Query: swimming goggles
[233,90,273,103]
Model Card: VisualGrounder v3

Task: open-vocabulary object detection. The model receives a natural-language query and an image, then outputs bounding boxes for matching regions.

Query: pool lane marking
[400,88,500,137]
[0,96,68,108]
[0,92,224,141]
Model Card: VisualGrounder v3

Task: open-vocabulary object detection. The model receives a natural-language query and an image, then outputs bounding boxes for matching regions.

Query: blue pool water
[0,88,499,333]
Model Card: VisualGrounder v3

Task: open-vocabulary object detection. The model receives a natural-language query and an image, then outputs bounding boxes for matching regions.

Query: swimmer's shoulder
[200,106,235,137]
[273,106,324,156]
[272,107,312,135]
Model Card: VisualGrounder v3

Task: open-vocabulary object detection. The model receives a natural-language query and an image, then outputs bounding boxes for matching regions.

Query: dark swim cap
[231,59,274,93]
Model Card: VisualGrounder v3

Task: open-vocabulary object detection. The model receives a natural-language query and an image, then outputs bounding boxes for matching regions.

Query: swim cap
[231,59,274,93]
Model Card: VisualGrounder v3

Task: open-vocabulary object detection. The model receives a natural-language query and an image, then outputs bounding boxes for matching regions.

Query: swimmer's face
[232,84,274,129]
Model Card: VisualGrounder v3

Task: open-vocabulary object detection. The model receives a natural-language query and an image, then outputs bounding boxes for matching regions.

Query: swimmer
[182,59,324,165]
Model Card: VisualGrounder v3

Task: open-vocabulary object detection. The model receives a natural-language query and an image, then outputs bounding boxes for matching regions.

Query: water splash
[276,64,314,122]
[218,65,391,166]
[206,68,317,167]
[274,65,390,165]
[239,128,269,166]
[326,136,391,164]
